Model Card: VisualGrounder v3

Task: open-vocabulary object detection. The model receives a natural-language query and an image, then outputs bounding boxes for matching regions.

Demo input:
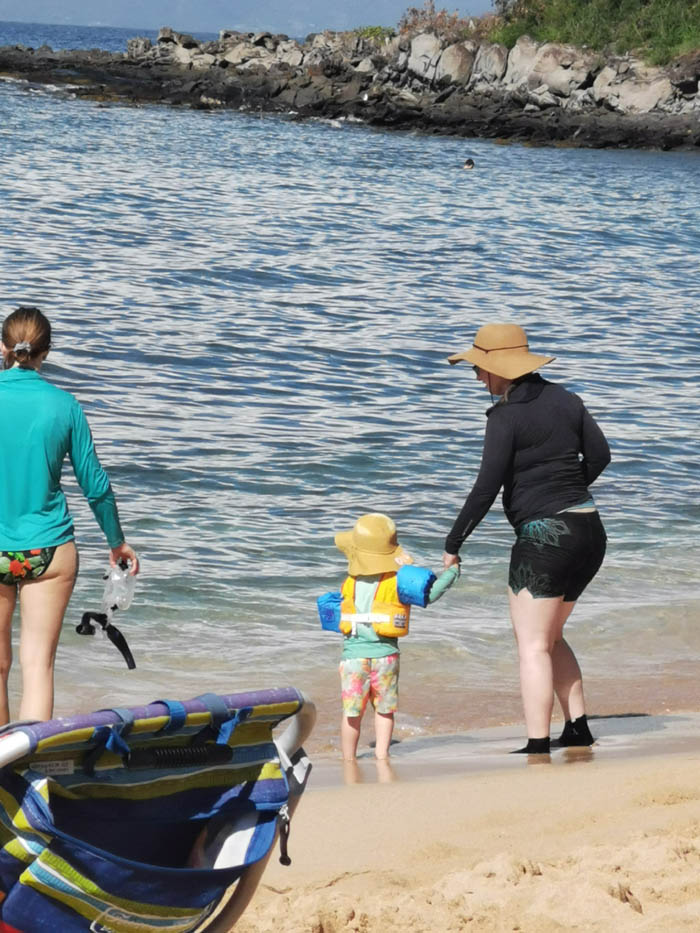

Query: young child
[319,512,460,761]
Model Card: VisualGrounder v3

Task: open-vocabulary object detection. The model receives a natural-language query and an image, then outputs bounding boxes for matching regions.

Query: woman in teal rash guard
[0,306,139,725]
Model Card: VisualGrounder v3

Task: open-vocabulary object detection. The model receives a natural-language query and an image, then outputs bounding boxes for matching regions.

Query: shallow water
[0,27,699,753]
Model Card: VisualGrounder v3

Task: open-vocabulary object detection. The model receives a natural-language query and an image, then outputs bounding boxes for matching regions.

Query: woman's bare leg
[510,589,588,739]
[0,584,17,726]
[17,541,78,722]
[509,588,567,739]
[552,625,585,722]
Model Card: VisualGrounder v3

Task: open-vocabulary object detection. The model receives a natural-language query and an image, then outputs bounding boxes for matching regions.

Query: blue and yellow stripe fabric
[0,688,304,933]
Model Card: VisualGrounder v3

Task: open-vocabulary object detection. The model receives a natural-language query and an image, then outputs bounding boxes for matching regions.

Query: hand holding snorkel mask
[76,560,137,669]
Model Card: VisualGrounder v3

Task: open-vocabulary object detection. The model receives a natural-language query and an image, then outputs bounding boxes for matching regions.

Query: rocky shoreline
[2,26,699,150]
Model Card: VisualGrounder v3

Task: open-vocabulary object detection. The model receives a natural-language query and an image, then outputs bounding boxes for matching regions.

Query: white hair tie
[13,341,32,353]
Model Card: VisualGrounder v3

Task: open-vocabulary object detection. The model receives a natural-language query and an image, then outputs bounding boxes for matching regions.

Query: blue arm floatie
[396,565,437,608]
[317,591,342,632]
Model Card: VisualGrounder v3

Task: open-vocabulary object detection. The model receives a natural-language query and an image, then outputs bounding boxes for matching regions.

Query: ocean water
[0,23,699,754]
[0,20,217,52]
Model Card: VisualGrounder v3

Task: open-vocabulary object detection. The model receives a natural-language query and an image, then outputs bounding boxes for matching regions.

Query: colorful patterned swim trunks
[338,653,400,717]
[0,548,57,586]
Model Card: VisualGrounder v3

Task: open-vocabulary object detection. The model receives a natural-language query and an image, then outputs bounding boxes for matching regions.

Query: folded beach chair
[0,687,315,933]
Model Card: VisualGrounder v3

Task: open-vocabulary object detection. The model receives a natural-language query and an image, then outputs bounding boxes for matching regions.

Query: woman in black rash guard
[443,324,610,755]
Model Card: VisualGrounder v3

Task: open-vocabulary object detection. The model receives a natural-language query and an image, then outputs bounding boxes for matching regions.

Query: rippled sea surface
[0,20,216,52]
[1,25,699,751]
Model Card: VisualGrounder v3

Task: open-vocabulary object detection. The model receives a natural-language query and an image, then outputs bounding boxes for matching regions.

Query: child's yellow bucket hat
[335,513,412,576]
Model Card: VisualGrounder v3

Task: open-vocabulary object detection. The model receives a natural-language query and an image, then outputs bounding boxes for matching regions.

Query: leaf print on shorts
[518,518,570,549]
[509,561,553,598]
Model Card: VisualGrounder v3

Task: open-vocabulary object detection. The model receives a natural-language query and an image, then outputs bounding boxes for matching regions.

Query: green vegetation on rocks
[354,25,397,42]
[490,0,700,64]
[396,0,700,65]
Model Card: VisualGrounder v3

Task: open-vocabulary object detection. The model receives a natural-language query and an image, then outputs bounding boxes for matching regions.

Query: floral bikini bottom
[0,548,57,586]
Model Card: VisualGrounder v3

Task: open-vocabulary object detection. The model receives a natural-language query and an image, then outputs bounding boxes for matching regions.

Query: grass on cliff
[489,0,700,64]
[355,25,397,42]
[388,0,700,64]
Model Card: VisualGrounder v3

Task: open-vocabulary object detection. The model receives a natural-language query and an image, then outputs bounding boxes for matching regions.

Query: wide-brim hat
[447,323,554,380]
[335,513,412,576]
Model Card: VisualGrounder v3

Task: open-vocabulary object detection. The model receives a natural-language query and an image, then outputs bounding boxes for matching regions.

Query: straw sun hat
[447,323,554,381]
[335,513,413,576]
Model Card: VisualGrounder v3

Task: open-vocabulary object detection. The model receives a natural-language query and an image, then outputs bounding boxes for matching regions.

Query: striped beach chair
[0,687,315,933]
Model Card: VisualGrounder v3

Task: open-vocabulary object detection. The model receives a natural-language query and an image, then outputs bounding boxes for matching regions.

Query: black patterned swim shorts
[0,548,57,586]
[508,511,606,601]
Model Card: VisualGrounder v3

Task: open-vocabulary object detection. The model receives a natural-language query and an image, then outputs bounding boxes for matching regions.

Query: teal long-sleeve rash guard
[0,367,124,549]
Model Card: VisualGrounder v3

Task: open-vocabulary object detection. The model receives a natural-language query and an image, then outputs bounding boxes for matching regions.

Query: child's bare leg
[371,652,399,759]
[374,711,394,759]
[341,715,362,760]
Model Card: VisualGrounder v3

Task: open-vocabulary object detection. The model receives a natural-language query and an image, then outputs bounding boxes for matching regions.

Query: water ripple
[0,79,699,730]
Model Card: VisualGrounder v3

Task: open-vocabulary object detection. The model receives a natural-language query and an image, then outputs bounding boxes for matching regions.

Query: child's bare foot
[342,759,362,784]
[375,758,397,783]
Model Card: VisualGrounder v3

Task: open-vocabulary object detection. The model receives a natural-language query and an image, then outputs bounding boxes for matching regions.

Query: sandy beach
[235,712,700,932]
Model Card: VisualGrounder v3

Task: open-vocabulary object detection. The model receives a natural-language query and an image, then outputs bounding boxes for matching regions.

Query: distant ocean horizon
[1,19,699,758]
[0,19,219,52]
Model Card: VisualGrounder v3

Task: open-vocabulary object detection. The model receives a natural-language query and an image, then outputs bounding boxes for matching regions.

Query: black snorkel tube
[76,611,136,669]
[76,560,137,670]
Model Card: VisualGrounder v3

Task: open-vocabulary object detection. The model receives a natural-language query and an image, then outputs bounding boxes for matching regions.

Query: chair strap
[153,699,188,734]
[193,693,252,745]
[82,708,135,775]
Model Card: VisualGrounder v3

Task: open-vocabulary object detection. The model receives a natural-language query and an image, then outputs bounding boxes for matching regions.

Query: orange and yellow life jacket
[339,573,410,638]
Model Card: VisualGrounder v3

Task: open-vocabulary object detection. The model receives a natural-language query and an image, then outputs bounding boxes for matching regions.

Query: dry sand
[235,713,700,932]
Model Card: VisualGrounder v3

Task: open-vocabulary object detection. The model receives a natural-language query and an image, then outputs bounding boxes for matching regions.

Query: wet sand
[236,711,700,932]
[298,660,700,759]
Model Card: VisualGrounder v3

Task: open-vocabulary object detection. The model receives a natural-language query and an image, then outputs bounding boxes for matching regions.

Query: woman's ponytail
[2,307,51,369]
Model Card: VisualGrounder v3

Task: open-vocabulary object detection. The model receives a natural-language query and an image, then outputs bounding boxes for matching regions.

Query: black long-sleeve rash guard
[444,374,611,555]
